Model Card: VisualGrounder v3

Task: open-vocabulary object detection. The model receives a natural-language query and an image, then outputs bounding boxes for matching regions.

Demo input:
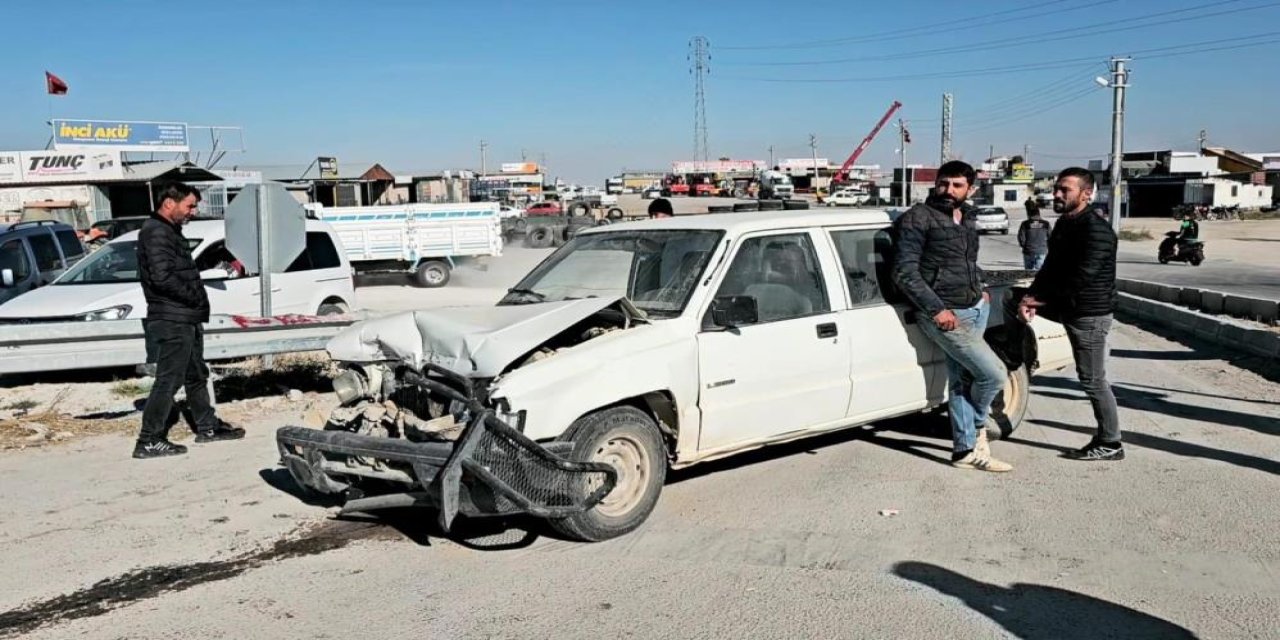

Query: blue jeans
[918,299,1008,454]
[1023,253,1046,270]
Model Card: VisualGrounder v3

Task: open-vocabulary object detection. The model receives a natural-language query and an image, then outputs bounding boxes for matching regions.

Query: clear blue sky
[2,0,1277,185]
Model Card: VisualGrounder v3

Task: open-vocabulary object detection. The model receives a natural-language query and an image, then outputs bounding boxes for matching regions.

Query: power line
[718,30,1280,83]
[722,0,1277,66]
[961,87,1104,134]
[719,0,1093,50]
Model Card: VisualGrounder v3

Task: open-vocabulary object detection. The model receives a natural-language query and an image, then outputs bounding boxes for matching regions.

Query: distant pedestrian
[1017,208,1052,270]
[134,182,243,459]
[892,160,1013,473]
[1019,167,1121,461]
[1024,195,1040,218]
[648,198,674,219]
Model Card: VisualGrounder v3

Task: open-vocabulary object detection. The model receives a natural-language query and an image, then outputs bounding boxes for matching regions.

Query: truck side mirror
[710,295,759,329]
[1,268,13,287]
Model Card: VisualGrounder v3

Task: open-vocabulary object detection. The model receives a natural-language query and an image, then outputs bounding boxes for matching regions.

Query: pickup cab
[276,210,1072,541]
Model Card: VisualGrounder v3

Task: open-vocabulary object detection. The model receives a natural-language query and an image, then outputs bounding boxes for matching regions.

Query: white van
[0,219,355,322]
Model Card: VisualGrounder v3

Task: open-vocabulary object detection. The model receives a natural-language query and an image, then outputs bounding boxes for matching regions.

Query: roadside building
[1113,148,1274,216]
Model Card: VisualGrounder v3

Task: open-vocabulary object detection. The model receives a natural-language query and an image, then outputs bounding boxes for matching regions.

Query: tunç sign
[0,150,125,184]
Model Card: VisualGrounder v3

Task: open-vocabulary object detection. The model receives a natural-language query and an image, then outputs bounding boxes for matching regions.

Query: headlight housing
[77,305,132,321]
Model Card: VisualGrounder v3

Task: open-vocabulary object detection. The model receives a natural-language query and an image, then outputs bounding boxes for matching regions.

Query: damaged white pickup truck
[276,210,1072,541]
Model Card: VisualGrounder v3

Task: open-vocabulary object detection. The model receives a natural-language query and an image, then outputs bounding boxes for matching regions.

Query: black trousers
[139,320,218,442]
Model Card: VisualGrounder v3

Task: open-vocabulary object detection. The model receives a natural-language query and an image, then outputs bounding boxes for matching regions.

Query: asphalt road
[3,287,1279,636]
[980,209,1280,300]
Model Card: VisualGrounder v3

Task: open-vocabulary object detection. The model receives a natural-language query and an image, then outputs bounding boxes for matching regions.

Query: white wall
[1185,179,1271,207]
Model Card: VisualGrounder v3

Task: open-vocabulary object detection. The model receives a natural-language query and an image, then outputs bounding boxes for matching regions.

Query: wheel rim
[587,435,650,518]
[998,369,1024,424]
[424,266,446,284]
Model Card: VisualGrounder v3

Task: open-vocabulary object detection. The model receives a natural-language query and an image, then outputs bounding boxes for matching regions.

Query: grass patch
[110,380,152,398]
[1118,228,1154,241]
[1,399,39,412]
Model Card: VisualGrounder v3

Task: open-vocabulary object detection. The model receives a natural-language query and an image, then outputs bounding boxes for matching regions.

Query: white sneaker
[952,450,1013,473]
[975,428,991,459]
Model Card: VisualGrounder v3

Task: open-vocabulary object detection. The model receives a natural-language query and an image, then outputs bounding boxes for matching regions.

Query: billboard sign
[1010,163,1035,183]
[317,157,339,179]
[779,158,830,170]
[501,162,540,173]
[0,152,21,183]
[52,119,189,152]
[0,150,124,184]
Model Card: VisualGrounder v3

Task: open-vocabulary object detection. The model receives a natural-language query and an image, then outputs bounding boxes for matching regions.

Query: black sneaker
[1064,441,1125,461]
[194,422,246,443]
[133,439,188,459]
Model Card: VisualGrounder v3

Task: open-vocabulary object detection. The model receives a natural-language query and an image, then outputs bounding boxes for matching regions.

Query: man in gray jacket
[1017,209,1052,270]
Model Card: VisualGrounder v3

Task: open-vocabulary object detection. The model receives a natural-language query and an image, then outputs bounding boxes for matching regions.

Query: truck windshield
[55,238,202,284]
[501,229,723,317]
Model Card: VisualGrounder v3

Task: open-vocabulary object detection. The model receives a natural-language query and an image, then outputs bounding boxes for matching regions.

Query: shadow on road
[1028,419,1280,476]
[892,561,1198,639]
[1033,377,1280,437]
[668,416,954,485]
[1113,310,1280,383]
[1110,348,1212,361]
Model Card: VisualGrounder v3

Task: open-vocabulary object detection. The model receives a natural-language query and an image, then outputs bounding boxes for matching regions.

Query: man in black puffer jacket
[1020,167,1121,462]
[893,161,1013,473]
[134,182,243,459]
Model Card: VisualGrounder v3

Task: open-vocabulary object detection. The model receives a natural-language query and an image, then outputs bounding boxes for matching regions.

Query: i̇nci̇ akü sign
[52,119,189,152]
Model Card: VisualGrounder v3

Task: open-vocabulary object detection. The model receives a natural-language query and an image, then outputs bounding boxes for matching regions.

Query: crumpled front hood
[326,297,634,377]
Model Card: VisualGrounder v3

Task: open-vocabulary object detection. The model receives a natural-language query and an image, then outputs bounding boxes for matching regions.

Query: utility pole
[809,134,819,194]
[940,93,953,165]
[479,140,488,177]
[689,36,711,162]
[1023,144,1030,163]
[1198,128,1207,152]
[768,145,775,168]
[1106,57,1130,233]
[898,119,909,207]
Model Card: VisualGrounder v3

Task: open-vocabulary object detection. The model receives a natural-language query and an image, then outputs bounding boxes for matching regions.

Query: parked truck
[758,169,795,200]
[306,201,502,288]
[276,208,1072,542]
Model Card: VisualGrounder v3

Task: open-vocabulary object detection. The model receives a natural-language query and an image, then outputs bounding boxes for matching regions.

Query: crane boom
[832,100,903,186]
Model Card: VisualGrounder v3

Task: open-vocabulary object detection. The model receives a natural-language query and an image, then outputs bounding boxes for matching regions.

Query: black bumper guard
[276,364,617,531]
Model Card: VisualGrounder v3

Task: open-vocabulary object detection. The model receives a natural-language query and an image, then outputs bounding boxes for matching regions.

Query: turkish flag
[45,71,68,95]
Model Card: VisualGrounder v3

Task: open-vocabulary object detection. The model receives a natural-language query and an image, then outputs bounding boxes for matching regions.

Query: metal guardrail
[0,313,362,376]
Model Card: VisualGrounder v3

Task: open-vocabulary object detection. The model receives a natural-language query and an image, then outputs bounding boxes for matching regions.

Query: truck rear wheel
[525,226,555,248]
[986,365,1029,440]
[606,207,624,220]
[413,260,450,288]
[548,406,666,542]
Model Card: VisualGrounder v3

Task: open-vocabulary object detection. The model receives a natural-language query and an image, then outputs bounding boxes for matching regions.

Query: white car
[825,189,869,207]
[277,209,1073,542]
[0,219,355,322]
[975,207,1011,234]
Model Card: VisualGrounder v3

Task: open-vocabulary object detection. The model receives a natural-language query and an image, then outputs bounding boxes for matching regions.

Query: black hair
[937,160,977,186]
[1057,167,1095,191]
[154,181,201,210]
[648,197,674,217]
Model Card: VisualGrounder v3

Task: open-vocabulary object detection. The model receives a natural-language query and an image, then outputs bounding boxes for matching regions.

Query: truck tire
[606,207,624,220]
[525,226,555,248]
[413,260,450,288]
[316,301,349,316]
[514,218,529,233]
[548,406,666,542]
[733,202,760,212]
[568,202,591,217]
[986,365,1030,440]
[783,199,810,210]
[759,200,785,211]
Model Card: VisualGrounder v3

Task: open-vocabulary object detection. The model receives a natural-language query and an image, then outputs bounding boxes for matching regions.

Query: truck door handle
[816,322,838,339]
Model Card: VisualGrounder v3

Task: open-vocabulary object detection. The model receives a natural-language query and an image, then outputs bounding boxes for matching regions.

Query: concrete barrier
[1155,284,1182,304]
[1223,295,1253,318]
[1178,287,1201,308]
[1201,291,1226,314]
[1248,298,1279,324]
[1116,292,1280,359]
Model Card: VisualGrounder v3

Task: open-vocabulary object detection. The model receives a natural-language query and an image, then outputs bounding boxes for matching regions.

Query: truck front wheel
[549,406,666,542]
[987,365,1030,440]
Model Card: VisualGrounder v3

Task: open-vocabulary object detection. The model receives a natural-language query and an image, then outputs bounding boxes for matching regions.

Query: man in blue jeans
[1019,167,1122,461]
[893,161,1013,472]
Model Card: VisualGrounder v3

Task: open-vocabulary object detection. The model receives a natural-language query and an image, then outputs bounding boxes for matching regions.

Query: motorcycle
[1158,231,1205,266]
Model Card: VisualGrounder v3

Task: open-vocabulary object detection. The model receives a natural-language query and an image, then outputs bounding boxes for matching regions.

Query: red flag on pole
[45,71,68,95]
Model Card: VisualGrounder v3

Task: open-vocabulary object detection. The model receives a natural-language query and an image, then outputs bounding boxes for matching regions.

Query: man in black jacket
[1019,167,1121,461]
[893,161,1013,473]
[134,182,243,459]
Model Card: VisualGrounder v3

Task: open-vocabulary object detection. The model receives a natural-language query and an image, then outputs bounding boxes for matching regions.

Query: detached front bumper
[276,370,616,532]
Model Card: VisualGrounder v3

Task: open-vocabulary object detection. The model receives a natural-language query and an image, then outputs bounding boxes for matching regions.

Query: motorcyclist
[1177,211,1199,248]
